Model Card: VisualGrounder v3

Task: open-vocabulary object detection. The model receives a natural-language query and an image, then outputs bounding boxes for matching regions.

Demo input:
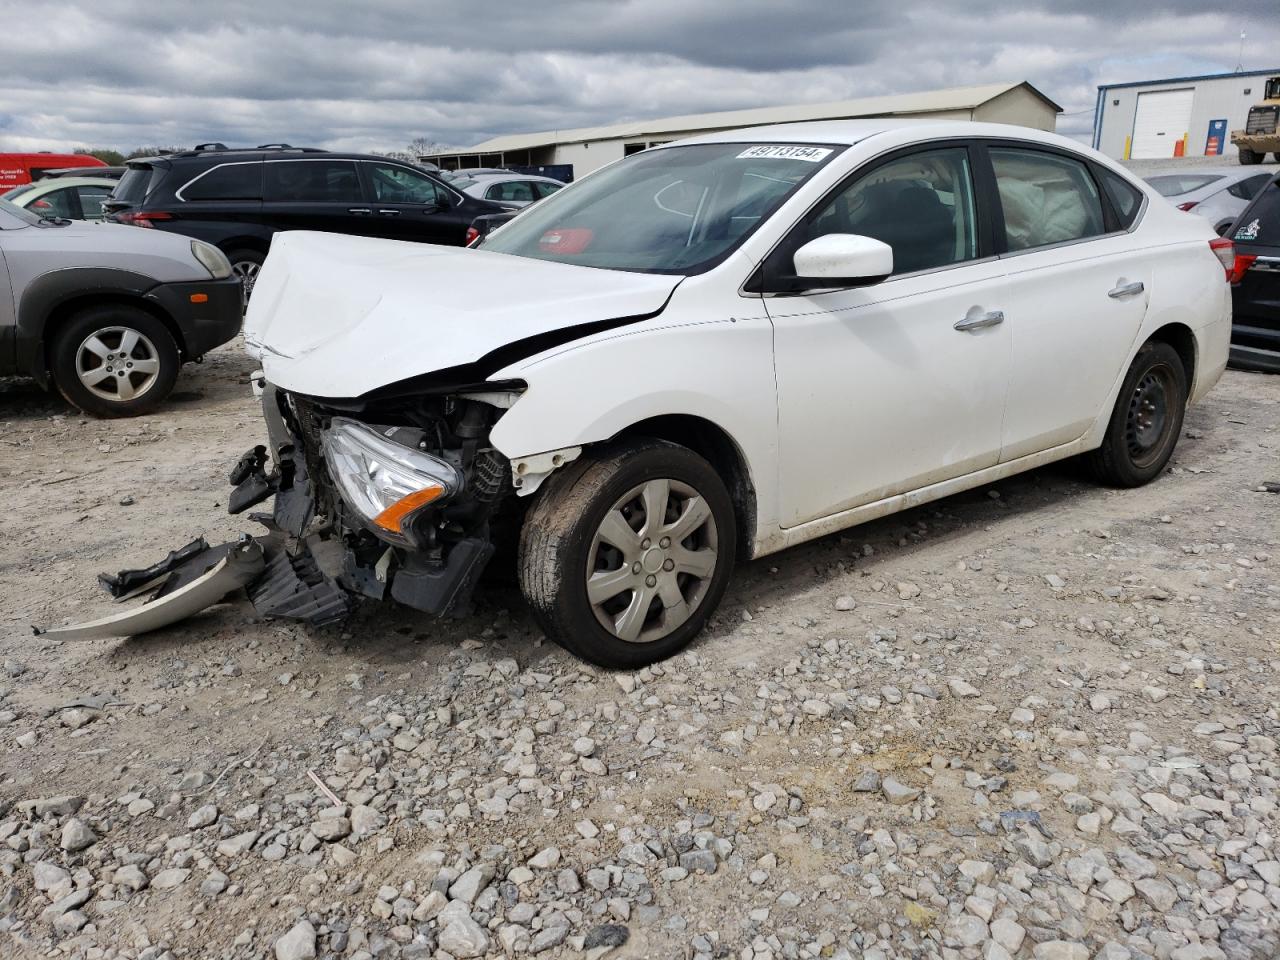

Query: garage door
[1130,88,1194,159]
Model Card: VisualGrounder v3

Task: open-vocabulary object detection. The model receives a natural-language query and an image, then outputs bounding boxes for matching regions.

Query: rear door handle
[954,309,1005,332]
[347,207,372,215]
[377,209,401,216]
[1108,280,1145,299]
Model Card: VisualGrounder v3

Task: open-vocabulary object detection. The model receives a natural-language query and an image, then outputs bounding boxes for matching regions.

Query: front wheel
[518,440,737,668]
[1238,147,1260,165]
[49,305,180,418]
[1085,341,1187,487]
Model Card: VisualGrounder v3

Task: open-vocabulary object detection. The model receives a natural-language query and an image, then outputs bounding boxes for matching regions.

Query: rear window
[1233,179,1280,245]
[182,162,262,201]
[1144,174,1223,197]
[264,160,361,203]
[1,184,36,200]
[114,165,161,204]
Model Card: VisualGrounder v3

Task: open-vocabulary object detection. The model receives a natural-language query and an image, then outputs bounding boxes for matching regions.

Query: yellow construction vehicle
[1232,76,1280,165]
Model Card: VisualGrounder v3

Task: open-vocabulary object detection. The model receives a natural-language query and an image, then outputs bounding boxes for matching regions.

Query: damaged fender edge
[33,539,265,642]
[510,446,582,496]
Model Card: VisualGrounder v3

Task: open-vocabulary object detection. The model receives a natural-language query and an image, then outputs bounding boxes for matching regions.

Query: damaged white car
[47,121,1233,667]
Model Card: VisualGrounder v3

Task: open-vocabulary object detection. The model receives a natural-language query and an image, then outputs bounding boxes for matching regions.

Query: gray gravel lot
[1,345,1278,960]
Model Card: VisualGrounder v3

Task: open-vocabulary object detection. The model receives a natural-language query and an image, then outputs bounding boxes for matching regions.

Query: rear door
[358,161,469,244]
[989,146,1153,460]
[1229,180,1280,364]
[261,159,366,236]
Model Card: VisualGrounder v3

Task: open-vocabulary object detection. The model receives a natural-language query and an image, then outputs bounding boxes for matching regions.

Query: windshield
[1,184,36,201]
[0,198,42,226]
[478,142,842,273]
[1144,174,1224,197]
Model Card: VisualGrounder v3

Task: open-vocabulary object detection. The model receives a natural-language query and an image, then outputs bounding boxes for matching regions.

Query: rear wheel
[518,440,736,668]
[1238,147,1260,165]
[1086,341,1187,487]
[50,305,180,418]
[226,248,264,308]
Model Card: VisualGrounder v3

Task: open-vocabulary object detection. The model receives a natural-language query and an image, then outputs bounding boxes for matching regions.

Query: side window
[30,187,79,219]
[75,186,112,219]
[990,148,1106,251]
[803,147,978,275]
[1228,174,1271,201]
[486,180,537,202]
[365,163,444,204]
[536,181,563,199]
[264,160,361,203]
[183,163,263,201]
[1095,167,1144,229]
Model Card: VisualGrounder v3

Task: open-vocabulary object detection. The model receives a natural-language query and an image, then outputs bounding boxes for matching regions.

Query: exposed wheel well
[614,414,757,561]
[44,294,186,369]
[1146,323,1196,387]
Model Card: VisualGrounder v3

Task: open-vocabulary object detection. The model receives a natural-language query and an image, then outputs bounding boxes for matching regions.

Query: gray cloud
[0,1,1276,153]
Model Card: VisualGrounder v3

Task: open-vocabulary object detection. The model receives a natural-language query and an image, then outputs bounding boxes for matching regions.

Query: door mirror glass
[792,234,893,287]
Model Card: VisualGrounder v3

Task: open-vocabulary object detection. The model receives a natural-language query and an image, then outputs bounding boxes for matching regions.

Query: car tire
[50,305,180,418]
[518,439,737,669]
[226,248,264,308]
[1085,341,1187,488]
[1238,147,1260,165]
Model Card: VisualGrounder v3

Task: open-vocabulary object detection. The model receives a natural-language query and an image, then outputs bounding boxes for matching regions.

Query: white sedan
[240,119,1231,667]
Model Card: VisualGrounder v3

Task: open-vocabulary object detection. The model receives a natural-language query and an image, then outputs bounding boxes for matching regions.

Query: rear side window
[75,185,112,218]
[535,181,563,199]
[486,180,537,202]
[990,148,1106,252]
[1233,180,1280,244]
[264,160,361,203]
[1228,174,1270,201]
[182,162,262,201]
[1096,168,1144,229]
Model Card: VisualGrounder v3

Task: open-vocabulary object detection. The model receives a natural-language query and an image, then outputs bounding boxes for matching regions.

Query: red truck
[0,153,107,191]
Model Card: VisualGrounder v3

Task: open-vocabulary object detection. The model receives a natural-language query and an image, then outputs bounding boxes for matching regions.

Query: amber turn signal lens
[189,293,209,303]
[372,486,446,533]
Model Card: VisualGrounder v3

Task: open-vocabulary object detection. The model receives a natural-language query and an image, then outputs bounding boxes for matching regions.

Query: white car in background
[221,120,1231,667]
[452,172,564,207]
[1,176,118,221]
[1144,168,1273,235]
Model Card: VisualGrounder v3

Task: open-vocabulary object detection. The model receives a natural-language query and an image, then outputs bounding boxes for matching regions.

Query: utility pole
[1234,30,1246,73]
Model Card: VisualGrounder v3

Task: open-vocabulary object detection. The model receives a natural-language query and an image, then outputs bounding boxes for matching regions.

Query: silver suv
[0,199,242,416]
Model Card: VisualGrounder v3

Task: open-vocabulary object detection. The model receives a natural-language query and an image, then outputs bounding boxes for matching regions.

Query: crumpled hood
[246,231,682,398]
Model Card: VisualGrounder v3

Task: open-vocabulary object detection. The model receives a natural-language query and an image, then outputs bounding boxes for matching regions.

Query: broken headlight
[320,417,464,546]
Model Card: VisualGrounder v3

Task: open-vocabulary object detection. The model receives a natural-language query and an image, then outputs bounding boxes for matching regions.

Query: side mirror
[792,234,893,289]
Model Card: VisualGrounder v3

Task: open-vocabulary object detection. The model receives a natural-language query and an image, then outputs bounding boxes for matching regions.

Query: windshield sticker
[1234,218,1260,242]
[737,145,833,163]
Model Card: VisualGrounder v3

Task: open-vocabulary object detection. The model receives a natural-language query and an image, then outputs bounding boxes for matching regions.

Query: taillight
[1208,237,1235,279]
[464,226,479,246]
[114,210,173,228]
[1228,254,1257,284]
[1176,201,1199,212]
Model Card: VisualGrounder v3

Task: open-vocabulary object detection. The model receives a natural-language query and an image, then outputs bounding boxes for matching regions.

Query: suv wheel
[226,248,264,308]
[1086,341,1187,487]
[518,440,736,668]
[1238,147,1260,165]
[50,305,180,418]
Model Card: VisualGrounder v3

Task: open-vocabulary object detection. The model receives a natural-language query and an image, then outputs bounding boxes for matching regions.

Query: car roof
[668,119,1082,150]
[465,173,560,183]
[26,176,118,190]
[130,148,430,167]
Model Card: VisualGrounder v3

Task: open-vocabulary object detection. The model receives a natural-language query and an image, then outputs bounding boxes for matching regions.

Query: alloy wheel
[75,326,162,403]
[232,260,260,308]
[586,478,719,644]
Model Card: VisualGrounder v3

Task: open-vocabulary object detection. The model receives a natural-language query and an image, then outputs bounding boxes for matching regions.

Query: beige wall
[972,88,1058,131]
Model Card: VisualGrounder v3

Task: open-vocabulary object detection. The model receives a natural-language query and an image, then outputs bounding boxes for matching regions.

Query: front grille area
[1246,106,1279,136]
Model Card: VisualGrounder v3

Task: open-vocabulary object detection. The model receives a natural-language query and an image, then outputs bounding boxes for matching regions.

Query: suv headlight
[320,417,463,545]
[191,240,233,280]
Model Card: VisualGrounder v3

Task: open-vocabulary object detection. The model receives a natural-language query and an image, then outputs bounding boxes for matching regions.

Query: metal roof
[1097,67,1280,91]
[447,81,1061,156]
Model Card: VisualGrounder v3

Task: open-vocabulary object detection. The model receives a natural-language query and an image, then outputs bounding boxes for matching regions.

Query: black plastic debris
[97,537,210,599]
[247,544,352,626]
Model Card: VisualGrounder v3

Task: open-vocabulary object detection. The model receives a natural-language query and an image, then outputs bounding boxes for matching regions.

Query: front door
[359,161,468,245]
[987,147,1151,460]
[764,144,1012,527]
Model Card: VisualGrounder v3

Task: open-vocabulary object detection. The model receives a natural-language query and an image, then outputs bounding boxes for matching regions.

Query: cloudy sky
[1,1,1276,155]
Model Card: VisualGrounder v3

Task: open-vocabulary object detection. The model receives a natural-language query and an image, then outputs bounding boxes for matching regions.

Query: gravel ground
[1,346,1278,960]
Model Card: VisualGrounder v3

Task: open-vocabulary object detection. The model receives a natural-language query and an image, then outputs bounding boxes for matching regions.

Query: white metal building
[423,81,1061,178]
[1093,67,1280,161]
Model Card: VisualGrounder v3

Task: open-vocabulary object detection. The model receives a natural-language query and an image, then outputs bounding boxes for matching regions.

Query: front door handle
[347,207,372,215]
[954,309,1005,332]
[377,209,401,216]
[1108,280,1145,299]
